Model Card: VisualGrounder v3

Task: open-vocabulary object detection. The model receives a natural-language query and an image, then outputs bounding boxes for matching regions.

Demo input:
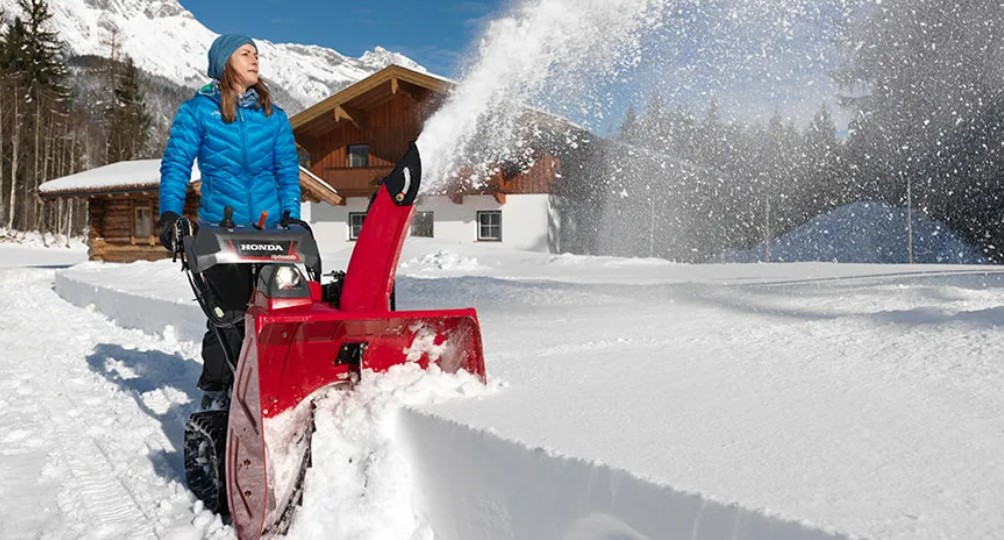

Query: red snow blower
[174,143,486,538]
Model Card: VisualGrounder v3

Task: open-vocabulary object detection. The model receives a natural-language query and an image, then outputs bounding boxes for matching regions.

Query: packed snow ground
[4,238,1004,539]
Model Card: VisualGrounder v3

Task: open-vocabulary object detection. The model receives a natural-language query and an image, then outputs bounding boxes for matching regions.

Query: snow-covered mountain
[0,0,425,110]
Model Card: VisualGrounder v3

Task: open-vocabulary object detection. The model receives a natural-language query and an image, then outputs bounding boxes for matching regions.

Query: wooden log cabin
[290,64,588,253]
[38,159,342,262]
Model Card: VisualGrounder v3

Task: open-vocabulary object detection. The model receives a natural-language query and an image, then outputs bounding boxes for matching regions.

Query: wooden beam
[333,105,366,129]
[391,76,399,95]
[395,80,426,101]
[496,170,509,193]
[296,132,318,151]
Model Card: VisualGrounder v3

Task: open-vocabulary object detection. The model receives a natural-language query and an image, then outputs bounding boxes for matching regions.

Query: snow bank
[721,201,987,264]
[288,364,498,540]
[0,228,88,249]
[55,261,204,342]
[399,249,486,273]
[401,409,844,540]
[0,233,88,268]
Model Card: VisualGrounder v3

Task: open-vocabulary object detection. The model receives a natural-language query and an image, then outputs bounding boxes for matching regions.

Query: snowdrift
[721,201,987,264]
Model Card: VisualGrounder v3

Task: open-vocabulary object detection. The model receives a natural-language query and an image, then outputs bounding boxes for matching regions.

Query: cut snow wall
[399,409,850,540]
[54,271,205,342]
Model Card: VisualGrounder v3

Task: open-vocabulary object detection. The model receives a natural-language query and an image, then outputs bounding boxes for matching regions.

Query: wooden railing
[320,166,394,198]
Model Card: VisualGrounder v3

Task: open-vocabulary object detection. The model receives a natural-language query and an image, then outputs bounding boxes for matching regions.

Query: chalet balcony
[320,166,394,199]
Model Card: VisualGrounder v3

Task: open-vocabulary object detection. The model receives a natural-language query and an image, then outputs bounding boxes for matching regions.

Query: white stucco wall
[307,193,558,253]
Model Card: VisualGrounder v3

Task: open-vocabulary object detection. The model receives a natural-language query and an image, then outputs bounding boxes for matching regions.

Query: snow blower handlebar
[171,211,322,278]
[170,209,323,329]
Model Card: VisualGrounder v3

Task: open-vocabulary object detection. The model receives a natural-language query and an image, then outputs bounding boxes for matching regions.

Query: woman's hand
[157,212,181,250]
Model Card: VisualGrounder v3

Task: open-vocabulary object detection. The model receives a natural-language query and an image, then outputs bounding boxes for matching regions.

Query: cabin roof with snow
[38,159,198,197]
[37,159,342,205]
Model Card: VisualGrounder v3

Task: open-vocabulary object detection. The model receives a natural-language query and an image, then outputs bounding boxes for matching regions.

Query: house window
[349,212,366,240]
[411,211,434,237]
[348,144,369,168]
[477,210,501,241]
[134,206,152,239]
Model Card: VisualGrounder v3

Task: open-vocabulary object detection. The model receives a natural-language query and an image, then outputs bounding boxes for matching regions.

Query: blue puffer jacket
[159,83,301,228]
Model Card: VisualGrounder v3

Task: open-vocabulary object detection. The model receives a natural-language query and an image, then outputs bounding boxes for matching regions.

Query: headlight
[258,264,310,299]
[274,265,302,290]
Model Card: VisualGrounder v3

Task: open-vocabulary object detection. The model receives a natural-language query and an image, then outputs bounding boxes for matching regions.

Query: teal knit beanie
[207,34,256,80]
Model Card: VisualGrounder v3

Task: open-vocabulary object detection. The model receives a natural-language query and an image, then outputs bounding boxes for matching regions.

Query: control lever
[255,211,269,230]
[220,206,235,229]
[281,209,304,228]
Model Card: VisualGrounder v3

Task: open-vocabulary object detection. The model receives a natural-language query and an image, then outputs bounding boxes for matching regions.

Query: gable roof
[290,64,453,139]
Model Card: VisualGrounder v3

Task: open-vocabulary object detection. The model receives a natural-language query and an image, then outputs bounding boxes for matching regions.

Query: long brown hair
[219,62,273,123]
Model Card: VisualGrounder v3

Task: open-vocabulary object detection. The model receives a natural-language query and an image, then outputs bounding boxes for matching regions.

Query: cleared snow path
[0,268,228,539]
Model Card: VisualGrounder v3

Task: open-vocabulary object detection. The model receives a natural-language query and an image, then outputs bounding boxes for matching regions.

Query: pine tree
[618,107,640,145]
[1,17,27,74]
[696,97,725,171]
[664,106,697,161]
[639,93,667,149]
[105,56,151,162]
[13,0,67,96]
[802,104,842,206]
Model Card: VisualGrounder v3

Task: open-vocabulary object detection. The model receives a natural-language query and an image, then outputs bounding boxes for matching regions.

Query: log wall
[87,191,199,262]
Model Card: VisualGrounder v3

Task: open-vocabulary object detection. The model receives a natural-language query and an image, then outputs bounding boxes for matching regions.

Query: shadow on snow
[85,343,202,484]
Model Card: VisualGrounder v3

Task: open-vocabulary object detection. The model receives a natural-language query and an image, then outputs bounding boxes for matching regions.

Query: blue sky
[175,0,857,135]
[177,0,509,77]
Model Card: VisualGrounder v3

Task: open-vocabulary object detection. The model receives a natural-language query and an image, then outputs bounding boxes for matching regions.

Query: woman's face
[229,44,259,90]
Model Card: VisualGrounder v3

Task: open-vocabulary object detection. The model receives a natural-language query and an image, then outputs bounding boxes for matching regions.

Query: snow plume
[285,364,500,540]
[415,0,868,193]
[417,0,664,191]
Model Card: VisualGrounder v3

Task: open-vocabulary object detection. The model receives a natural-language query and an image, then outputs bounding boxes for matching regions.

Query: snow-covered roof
[415,66,459,86]
[38,160,340,205]
[38,159,199,197]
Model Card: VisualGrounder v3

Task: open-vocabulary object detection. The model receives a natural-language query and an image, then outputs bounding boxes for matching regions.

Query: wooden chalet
[290,64,582,252]
[291,65,443,199]
[38,159,342,262]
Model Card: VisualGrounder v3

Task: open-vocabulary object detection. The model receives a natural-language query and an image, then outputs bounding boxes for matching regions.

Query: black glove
[157,211,180,250]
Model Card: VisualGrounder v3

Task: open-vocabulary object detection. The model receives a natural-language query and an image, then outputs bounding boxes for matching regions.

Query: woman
[157,34,302,406]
